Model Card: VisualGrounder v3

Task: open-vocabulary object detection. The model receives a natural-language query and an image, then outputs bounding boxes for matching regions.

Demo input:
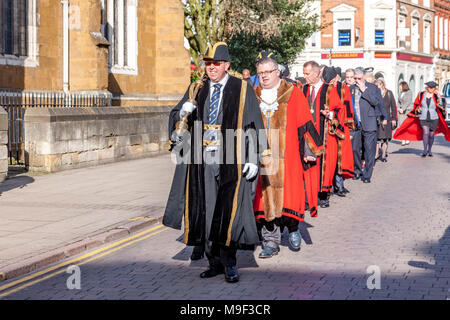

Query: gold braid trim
[183,166,190,244]
[226,80,247,247]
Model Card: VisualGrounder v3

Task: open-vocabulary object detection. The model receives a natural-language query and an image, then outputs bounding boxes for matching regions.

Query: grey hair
[354,67,365,75]
[256,57,278,70]
[303,60,320,73]
[345,68,355,74]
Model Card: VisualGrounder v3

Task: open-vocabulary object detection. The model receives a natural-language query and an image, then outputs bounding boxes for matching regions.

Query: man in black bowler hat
[163,42,266,283]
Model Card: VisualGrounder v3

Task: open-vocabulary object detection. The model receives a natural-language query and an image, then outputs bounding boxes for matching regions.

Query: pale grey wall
[0,107,7,181]
[24,106,172,173]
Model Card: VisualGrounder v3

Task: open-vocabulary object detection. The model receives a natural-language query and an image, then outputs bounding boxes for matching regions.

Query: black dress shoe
[428,153,433,157]
[190,246,204,261]
[200,268,224,278]
[421,153,427,157]
[381,158,387,162]
[343,187,350,194]
[319,199,329,208]
[362,179,371,183]
[335,188,346,197]
[225,267,239,283]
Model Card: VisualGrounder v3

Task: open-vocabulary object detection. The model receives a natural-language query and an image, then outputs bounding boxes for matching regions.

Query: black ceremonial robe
[163,75,266,249]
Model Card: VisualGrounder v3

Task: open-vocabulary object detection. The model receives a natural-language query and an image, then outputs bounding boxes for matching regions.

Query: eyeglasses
[205,61,224,67]
[257,69,277,76]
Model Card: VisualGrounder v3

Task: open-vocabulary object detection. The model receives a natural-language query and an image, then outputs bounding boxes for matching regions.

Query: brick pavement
[0,153,176,271]
[1,137,449,300]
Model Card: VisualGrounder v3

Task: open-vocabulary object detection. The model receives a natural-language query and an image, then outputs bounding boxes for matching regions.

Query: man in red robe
[302,62,346,208]
[332,69,355,196]
[253,53,324,258]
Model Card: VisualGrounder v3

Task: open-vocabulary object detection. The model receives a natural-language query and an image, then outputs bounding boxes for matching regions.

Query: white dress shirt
[209,73,229,113]
[310,80,323,101]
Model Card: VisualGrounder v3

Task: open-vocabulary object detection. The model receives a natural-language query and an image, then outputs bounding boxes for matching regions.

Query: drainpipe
[61,0,69,93]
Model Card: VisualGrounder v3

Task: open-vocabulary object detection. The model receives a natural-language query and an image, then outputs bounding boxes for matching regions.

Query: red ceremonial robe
[303,83,344,197]
[394,91,450,141]
[253,80,324,222]
[336,82,355,179]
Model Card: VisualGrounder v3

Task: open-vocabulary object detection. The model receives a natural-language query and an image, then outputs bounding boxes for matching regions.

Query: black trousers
[352,129,377,180]
[203,155,237,270]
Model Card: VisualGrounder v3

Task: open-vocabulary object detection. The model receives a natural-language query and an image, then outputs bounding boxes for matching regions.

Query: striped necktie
[208,83,222,124]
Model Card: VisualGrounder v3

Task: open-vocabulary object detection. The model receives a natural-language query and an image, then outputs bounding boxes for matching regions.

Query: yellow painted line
[0,227,168,298]
[0,224,164,292]
[128,217,153,221]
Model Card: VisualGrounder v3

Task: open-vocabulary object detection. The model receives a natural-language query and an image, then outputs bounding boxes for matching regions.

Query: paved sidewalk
[0,152,176,279]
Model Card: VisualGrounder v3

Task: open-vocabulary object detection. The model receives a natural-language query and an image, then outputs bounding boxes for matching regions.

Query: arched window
[398,74,404,97]
[409,75,416,97]
[420,76,424,91]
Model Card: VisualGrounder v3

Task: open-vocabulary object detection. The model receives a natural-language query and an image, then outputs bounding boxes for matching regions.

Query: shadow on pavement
[408,226,450,275]
[0,175,35,197]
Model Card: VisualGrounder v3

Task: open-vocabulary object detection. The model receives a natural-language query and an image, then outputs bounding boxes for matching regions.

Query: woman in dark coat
[375,78,398,162]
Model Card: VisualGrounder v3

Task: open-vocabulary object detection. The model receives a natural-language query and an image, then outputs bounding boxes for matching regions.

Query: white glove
[180,101,196,118]
[242,163,258,180]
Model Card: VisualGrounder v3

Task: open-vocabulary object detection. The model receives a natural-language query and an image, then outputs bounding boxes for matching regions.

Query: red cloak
[336,82,355,179]
[303,83,345,195]
[253,80,324,222]
[394,91,450,141]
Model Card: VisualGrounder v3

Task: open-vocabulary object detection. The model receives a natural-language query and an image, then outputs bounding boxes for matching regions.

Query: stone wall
[0,107,8,182]
[24,106,171,173]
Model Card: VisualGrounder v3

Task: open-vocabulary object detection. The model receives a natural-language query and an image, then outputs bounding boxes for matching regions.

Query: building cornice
[435,2,450,12]
[397,0,435,13]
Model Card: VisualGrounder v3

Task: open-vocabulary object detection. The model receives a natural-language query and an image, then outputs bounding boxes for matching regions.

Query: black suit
[350,82,388,181]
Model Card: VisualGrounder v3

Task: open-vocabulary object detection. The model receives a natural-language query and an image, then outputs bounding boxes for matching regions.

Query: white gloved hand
[180,101,196,118]
[242,163,258,180]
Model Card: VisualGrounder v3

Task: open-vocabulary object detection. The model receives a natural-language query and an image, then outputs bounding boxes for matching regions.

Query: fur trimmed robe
[303,83,346,195]
[253,80,324,222]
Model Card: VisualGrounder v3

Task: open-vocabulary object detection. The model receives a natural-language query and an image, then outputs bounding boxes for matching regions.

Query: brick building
[434,0,450,87]
[0,0,190,107]
[292,0,435,99]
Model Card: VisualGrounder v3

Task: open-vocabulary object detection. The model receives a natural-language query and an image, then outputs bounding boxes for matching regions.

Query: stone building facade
[0,0,190,106]
[292,0,436,99]
[433,0,450,88]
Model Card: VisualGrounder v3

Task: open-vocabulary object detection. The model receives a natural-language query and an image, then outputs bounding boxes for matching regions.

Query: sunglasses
[205,61,224,67]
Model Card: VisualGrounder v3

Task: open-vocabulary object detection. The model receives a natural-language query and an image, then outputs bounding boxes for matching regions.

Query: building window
[409,75,416,98]
[424,21,431,54]
[434,15,438,49]
[411,16,419,52]
[103,0,138,75]
[445,19,449,50]
[337,19,352,46]
[439,16,444,49]
[0,0,37,66]
[398,74,404,97]
[375,18,385,45]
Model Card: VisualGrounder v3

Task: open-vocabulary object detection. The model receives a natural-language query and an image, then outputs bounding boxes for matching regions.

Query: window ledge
[0,55,39,67]
[109,65,138,76]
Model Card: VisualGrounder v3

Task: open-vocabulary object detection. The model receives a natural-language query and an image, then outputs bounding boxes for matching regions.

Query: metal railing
[0,90,112,164]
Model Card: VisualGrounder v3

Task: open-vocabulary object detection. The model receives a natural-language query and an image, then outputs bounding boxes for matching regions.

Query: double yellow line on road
[0,224,168,298]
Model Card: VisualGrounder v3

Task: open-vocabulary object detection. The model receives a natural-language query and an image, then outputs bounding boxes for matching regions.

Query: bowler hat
[203,42,230,62]
[425,81,438,88]
[322,66,337,83]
